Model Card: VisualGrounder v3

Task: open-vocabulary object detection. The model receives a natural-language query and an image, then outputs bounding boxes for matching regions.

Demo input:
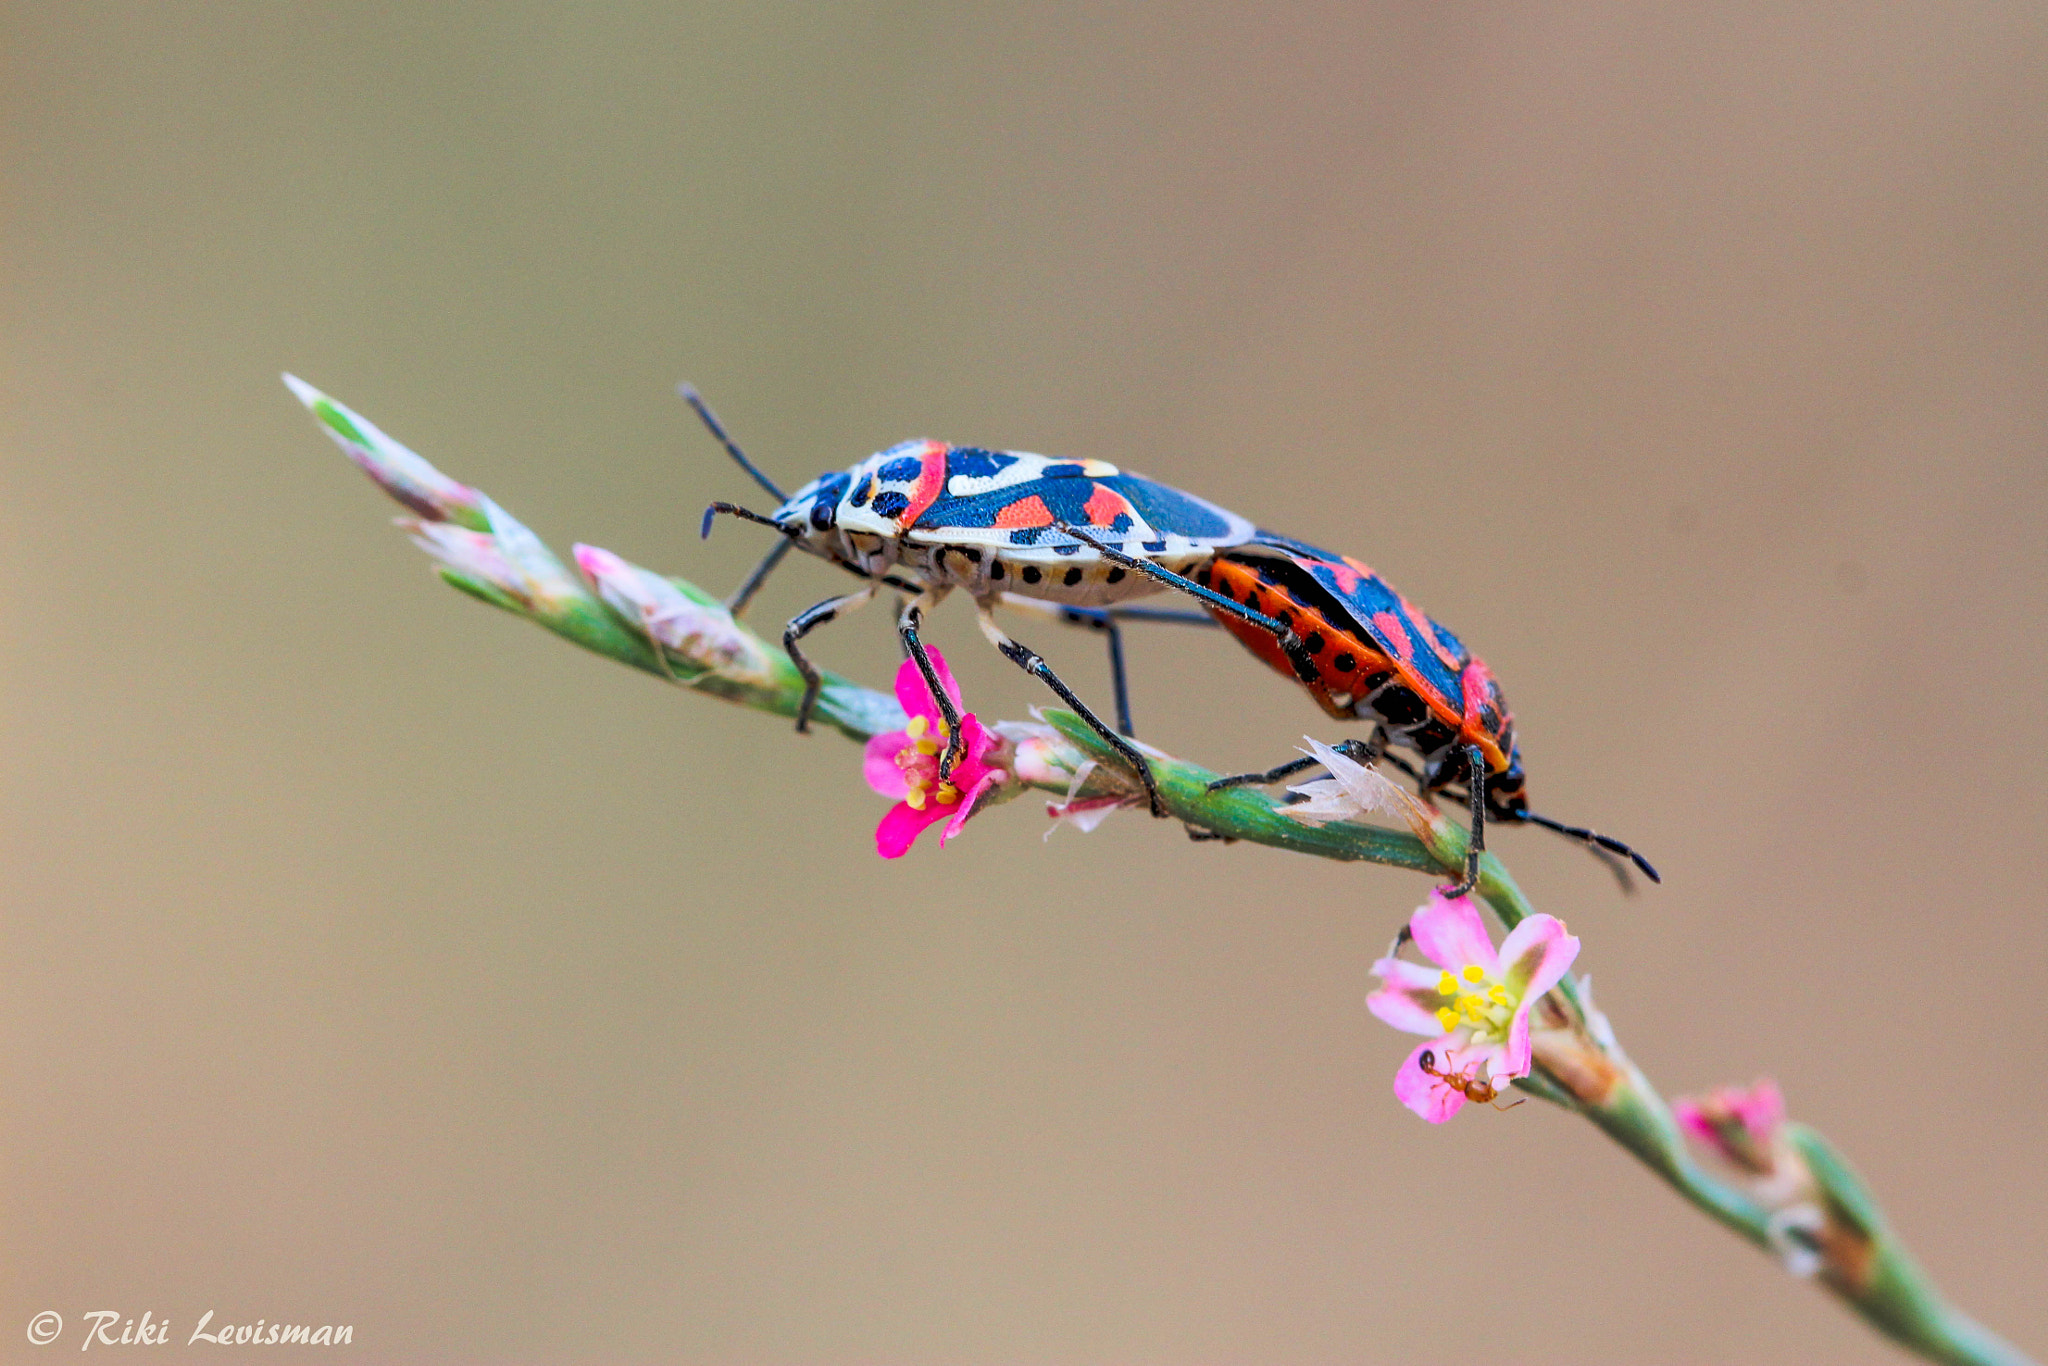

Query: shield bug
[1057,525,1658,893]
[685,388,1276,817]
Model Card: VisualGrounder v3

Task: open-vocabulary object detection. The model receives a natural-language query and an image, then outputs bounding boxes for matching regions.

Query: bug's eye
[807,472,851,530]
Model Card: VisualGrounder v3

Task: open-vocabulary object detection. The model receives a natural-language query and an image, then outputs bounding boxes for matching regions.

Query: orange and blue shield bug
[1056,525,1658,893]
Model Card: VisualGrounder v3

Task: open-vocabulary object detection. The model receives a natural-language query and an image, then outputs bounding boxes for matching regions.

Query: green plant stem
[291,378,2033,1366]
[445,561,2035,1366]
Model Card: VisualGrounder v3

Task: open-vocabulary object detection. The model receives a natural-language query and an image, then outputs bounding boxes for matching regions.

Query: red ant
[1418,1048,1525,1112]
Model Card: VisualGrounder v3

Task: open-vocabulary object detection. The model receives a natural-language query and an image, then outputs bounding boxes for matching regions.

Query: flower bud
[284,374,488,530]
[572,544,777,684]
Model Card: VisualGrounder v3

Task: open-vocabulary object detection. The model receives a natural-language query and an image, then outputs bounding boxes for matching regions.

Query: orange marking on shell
[1082,483,1131,527]
[1458,658,1511,772]
[898,442,950,527]
[993,494,1055,529]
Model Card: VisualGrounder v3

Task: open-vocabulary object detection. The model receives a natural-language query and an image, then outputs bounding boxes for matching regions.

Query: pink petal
[954,711,994,766]
[1498,1007,1535,1080]
[938,770,1004,847]
[1496,914,1580,1001]
[1409,893,1500,976]
[1393,1041,1467,1123]
[1672,1097,1716,1147]
[874,801,944,859]
[893,647,962,722]
[1366,959,1455,1037]
[1730,1079,1786,1138]
[863,732,912,799]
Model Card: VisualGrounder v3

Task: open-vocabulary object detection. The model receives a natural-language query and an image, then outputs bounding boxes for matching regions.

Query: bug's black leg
[898,593,967,775]
[725,537,795,617]
[1047,609,1138,736]
[975,605,1165,817]
[1052,524,1318,678]
[1206,754,1323,792]
[1519,812,1662,884]
[1101,615,1134,737]
[1185,825,1235,843]
[1206,732,1389,792]
[1039,606,1139,736]
[999,597,1221,737]
[1440,744,1489,899]
[1098,605,1219,627]
[783,584,878,733]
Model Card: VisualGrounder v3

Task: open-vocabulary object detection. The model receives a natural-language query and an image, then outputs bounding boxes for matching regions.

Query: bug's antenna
[1520,811,1661,884]
[701,501,799,539]
[678,383,788,503]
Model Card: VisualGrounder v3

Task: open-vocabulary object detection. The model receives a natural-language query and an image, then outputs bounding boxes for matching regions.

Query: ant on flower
[1417,1048,1525,1112]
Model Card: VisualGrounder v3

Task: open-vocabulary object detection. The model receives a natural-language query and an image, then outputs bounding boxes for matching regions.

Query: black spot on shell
[1021,565,1042,584]
[1333,651,1357,672]
[1063,567,1083,586]
[990,561,1006,580]
[871,491,910,519]
[1305,632,1325,654]
[1107,567,1126,584]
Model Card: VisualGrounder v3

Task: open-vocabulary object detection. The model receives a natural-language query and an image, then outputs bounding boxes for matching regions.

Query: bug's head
[771,470,853,540]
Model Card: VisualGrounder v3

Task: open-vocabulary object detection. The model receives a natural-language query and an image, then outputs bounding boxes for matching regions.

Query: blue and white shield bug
[685,393,1290,817]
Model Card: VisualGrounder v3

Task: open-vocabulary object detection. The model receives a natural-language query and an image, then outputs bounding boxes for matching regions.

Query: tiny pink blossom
[1367,892,1580,1123]
[863,649,1006,858]
[1674,1078,1786,1176]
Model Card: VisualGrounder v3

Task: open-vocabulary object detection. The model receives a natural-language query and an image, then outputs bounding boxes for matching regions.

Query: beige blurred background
[4,4,2045,1362]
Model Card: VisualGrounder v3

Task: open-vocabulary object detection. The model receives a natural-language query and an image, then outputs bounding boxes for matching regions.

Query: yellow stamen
[907,715,929,739]
[914,739,940,755]
[905,788,927,811]
[1462,964,1486,983]
[1461,996,1488,1022]
[1488,984,1511,1004]
[1436,1007,1460,1033]
[1438,971,1459,996]
[934,783,961,805]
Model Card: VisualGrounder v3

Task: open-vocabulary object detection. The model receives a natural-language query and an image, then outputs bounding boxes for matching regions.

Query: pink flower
[1674,1078,1786,1176]
[1367,892,1580,1123]
[863,649,1006,859]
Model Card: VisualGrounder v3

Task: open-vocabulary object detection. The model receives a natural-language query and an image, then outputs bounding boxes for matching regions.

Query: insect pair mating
[687,387,1657,895]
